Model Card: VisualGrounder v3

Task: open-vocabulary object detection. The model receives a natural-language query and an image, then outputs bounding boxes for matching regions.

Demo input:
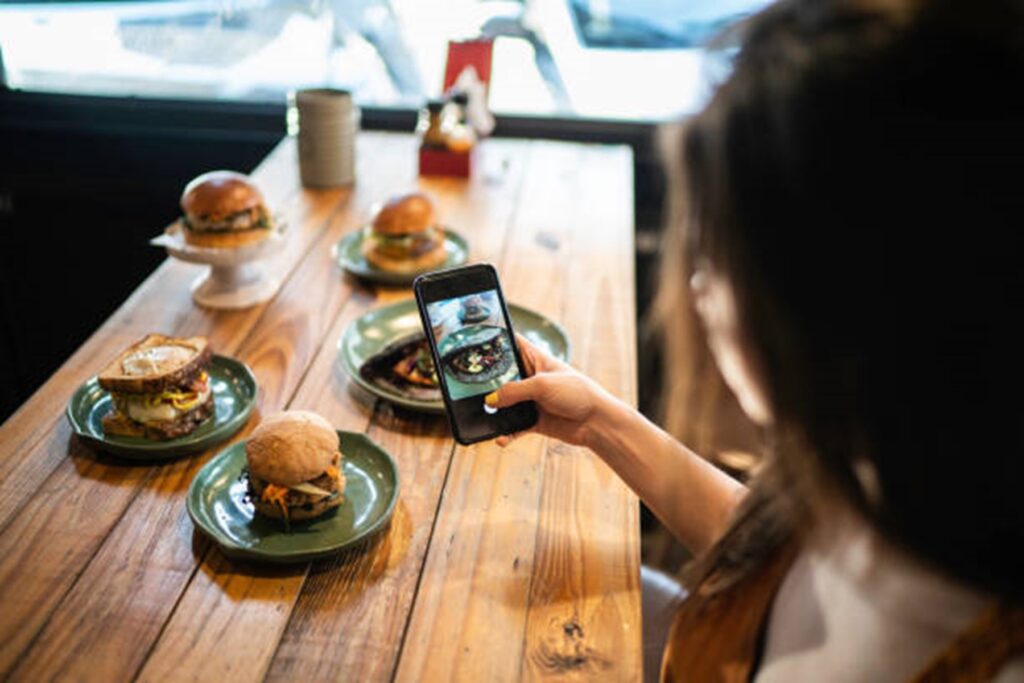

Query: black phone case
[413,264,537,445]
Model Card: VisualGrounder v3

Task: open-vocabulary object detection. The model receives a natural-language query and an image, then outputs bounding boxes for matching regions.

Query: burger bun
[371,192,435,236]
[246,410,340,487]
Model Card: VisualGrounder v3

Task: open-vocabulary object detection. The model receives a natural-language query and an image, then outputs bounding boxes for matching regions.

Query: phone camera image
[426,290,521,401]
[415,265,538,444]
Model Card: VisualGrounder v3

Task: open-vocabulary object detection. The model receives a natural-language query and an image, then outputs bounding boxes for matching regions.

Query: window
[0,0,769,121]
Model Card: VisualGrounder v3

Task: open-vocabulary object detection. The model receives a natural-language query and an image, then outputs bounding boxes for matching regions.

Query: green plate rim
[334,226,469,286]
[338,300,572,414]
[186,430,400,564]
[65,354,258,460]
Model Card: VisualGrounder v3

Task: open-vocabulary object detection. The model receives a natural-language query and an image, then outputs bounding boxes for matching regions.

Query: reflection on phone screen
[424,289,522,401]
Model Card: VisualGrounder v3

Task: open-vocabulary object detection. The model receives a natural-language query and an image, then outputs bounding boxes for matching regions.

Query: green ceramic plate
[66,355,257,460]
[338,299,571,413]
[334,227,469,286]
[187,431,399,564]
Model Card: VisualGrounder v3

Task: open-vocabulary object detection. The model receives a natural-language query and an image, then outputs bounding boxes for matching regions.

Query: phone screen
[414,265,538,444]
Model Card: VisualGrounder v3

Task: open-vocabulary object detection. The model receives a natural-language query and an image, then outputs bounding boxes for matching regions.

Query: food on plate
[361,192,448,273]
[245,410,346,522]
[179,170,274,248]
[442,327,514,384]
[391,340,438,388]
[359,333,442,402]
[97,333,214,440]
[458,295,490,324]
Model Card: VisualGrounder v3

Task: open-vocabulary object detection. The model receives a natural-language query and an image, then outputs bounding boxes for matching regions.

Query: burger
[180,170,274,248]
[358,328,445,402]
[390,338,438,389]
[458,295,490,324]
[98,333,214,440]
[245,411,346,522]
[361,192,448,273]
[442,327,513,384]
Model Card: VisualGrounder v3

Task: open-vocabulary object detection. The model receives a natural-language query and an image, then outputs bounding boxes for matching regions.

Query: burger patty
[185,206,272,233]
[370,227,443,258]
[247,470,342,509]
[103,391,215,440]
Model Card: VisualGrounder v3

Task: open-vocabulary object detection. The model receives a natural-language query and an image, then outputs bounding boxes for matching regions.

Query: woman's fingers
[514,333,539,376]
[514,333,566,375]
[486,375,545,410]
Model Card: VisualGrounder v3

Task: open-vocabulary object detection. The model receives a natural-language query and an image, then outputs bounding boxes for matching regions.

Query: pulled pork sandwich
[361,191,448,273]
[180,170,274,248]
[98,334,214,440]
[245,411,346,522]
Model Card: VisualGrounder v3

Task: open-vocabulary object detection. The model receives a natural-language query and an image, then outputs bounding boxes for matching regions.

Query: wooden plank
[393,141,599,682]
[519,143,640,683]
[263,407,452,683]
[0,141,351,676]
[262,140,532,683]
[131,135,422,683]
[3,136,411,683]
[0,178,348,677]
[140,138,535,683]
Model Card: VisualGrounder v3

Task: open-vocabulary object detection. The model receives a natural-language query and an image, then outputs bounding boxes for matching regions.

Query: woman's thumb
[485,375,544,409]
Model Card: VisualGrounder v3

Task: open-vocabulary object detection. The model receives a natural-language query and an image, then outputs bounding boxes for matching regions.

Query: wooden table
[0,132,640,682]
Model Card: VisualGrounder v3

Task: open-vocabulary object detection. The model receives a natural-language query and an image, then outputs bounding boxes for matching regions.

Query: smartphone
[413,264,538,445]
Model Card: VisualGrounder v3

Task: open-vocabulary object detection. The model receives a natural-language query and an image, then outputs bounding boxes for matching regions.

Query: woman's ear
[692,269,774,425]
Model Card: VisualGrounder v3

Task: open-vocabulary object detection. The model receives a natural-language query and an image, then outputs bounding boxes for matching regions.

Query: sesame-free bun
[371,192,435,236]
[245,411,340,487]
[181,170,264,221]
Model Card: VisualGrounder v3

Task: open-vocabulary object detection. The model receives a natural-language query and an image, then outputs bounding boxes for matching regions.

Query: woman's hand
[489,335,746,555]
[485,334,613,448]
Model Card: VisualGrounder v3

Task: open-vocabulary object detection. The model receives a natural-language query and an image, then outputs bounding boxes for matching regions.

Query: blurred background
[0,0,768,571]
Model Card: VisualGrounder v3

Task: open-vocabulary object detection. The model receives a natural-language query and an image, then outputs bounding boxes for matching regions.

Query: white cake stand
[151,219,287,310]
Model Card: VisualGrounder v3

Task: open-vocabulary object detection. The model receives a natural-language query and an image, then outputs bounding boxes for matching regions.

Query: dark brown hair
[659,0,1024,599]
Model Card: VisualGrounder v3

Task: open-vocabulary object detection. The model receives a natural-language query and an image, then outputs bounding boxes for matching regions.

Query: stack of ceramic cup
[290,88,359,188]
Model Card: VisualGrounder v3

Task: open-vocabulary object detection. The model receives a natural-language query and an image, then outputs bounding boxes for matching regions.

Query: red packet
[443,39,494,99]
[420,38,494,178]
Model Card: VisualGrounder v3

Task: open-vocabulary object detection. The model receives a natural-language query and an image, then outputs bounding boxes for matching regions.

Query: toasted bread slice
[98,334,212,394]
[101,391,215,440]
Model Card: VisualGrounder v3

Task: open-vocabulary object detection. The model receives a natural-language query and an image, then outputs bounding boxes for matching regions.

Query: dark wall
[0,92,284,421]
[0,90,667,423]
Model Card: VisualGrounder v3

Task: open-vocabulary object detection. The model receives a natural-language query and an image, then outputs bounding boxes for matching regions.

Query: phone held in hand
[413,264,538,445]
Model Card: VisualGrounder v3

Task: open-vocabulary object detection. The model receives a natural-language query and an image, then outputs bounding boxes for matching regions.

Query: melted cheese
[123,379,211,423]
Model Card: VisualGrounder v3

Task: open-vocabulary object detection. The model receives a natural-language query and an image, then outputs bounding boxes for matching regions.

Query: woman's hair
[658,0,1024,600]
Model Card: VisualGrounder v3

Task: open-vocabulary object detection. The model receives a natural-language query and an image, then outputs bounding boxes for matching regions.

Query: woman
[485,0,1024,680]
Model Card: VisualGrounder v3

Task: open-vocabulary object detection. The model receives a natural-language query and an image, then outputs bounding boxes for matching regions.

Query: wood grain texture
[394,141,641,682]
[263,139,532,683]
[0,134,640,683]
[134,135,422,683]
[0,137,351,680]
[520,143,641,682]
[6,136,405,683]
